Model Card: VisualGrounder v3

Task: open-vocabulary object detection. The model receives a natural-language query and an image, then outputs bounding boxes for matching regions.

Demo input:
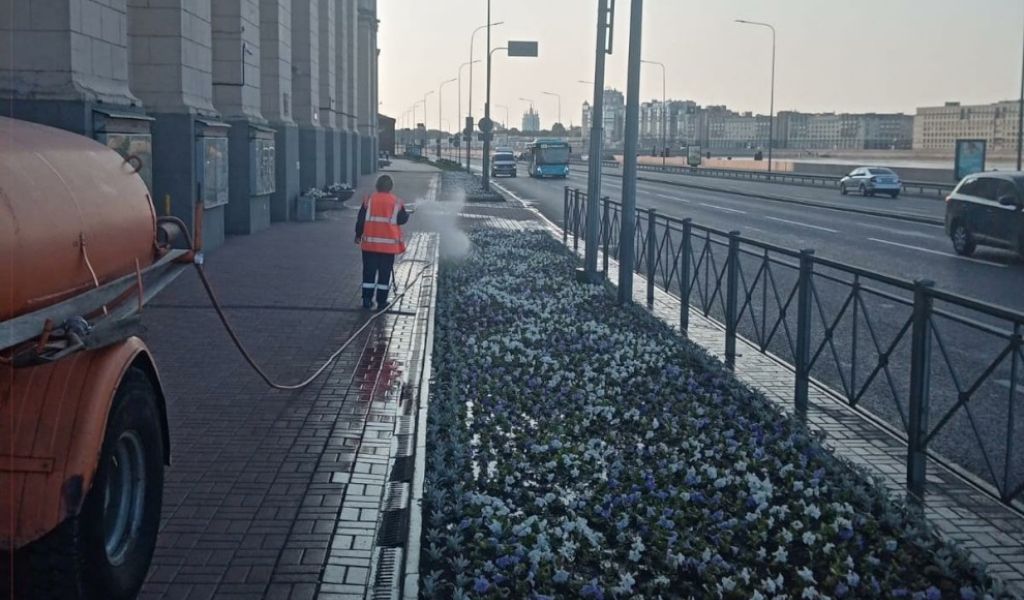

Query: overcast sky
[378,0,1023,131]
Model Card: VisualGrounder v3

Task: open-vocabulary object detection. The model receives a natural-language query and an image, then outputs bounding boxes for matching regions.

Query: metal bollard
[680,218,692,334]
[573,189,580,252]
[724,231,741,369]
[794,249,815,420]
[563,187,570,244]
[602,197,610,278]
[646,209,657,307]
[907,279,935,502]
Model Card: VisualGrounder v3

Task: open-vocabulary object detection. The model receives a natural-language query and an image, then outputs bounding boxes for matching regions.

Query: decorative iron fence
[564,187,1024,508]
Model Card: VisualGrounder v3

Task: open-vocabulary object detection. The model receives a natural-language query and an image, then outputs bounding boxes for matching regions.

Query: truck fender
[0,336,171,549]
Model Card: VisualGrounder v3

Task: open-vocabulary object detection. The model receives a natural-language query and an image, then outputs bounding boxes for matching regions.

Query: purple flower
[960,588,977,600]
[474,576,490,593]
[580,579,605,599]
[834,583,850,597]
[926,587,941,600]
[892,588,910,598]
[838,527,855,542]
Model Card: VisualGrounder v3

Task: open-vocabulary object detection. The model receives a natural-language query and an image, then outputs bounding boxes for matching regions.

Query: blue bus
[526,138,571,178]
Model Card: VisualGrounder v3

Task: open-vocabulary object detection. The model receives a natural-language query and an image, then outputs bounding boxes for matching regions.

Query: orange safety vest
[360,192,406,254]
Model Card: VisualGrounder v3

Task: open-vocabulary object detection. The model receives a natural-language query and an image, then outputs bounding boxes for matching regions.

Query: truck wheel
[5,367,164,599]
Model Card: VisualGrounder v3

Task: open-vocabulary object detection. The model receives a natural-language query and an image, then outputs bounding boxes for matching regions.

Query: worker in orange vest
[355,175,410,310]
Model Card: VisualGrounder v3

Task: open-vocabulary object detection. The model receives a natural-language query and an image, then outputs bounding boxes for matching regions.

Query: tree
[551,122,567,136]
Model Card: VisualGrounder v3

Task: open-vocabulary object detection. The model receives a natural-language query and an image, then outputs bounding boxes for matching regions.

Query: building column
[0,1,154,187]
[292,0,324,193]
[357,0,376,175]
[213,0,273,236]
[128,0,227,250]
[335,0,355,186]
[318,0,341,186]
[260,0,300,222]
[344,0,360,187]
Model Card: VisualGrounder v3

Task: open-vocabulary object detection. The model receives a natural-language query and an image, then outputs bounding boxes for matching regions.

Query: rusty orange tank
[0,115,157,322]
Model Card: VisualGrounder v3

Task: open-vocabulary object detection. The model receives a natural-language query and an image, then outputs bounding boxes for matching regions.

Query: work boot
[362,296,373,310]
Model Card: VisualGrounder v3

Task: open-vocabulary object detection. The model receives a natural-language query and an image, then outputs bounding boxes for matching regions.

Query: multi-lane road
[484,164,1024,312]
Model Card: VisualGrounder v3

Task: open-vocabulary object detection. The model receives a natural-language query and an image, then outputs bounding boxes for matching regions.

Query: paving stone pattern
[138,168,438,600]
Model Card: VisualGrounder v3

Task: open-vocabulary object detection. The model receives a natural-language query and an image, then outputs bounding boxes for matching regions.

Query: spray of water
[413,182,472,260]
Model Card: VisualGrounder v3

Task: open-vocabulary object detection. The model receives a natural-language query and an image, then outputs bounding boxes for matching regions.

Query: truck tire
[2,367,164,599]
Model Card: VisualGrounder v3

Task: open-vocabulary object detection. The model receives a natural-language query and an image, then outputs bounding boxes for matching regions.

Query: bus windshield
[536,145,569,164]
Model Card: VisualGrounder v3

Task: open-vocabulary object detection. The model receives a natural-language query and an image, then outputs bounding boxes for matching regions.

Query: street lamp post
[619,0,644,304]
[542,91,562,128]
[641,60,666,167]
[1018,12,1024,170]
[420,92,433,149]
[468,20,505,174]
[583,0,613,284]
[735,19,776,174]
[458,60,478,168]
[495,104,510,144]
[438,78,456,157]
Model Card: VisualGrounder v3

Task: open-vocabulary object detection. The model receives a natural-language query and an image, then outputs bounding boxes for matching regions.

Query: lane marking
[764,216,838,233]
[995,380,1024,395]
[650,192,691,203]
[699,202,746,214]
[868,238,1006,268]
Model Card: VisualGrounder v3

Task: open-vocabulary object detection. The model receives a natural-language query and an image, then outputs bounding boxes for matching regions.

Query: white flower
[772,547,788,564]
[797,567,816,584]
[802,531,816,545]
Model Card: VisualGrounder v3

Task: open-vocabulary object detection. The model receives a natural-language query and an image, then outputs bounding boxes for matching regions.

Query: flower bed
[422,229,1008,599]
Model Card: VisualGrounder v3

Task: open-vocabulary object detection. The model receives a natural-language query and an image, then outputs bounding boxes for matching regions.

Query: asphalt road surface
[475,162,1024,503]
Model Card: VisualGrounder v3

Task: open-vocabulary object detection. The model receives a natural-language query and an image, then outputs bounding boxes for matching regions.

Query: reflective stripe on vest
[361,192,405,254]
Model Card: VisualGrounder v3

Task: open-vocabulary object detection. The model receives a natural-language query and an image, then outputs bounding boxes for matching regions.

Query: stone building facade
[0,0,379,249]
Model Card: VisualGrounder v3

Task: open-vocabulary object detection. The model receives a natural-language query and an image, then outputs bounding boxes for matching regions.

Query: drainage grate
[370,547,403,600]
[394,415,415,436]
[383,481,410,511]
[377,507,409,547]
[390,456,414,482]
[395,433,414,458]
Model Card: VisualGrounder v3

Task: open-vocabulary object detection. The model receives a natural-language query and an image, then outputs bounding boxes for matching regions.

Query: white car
[839,167,902,198]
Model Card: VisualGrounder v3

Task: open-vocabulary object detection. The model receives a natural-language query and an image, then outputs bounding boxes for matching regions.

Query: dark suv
[945,171,1024,257]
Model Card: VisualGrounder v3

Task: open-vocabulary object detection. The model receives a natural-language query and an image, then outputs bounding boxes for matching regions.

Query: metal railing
[578,160,954,198]
[564,186,1024,508]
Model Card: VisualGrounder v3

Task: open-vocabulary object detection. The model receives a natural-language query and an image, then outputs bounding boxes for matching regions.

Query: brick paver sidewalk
[138,163,439,599]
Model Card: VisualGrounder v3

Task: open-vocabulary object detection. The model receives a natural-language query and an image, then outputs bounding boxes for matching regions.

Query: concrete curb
[597,168,946,227]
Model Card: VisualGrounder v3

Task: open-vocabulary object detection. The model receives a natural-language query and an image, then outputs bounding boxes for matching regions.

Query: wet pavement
[138,164,439,599]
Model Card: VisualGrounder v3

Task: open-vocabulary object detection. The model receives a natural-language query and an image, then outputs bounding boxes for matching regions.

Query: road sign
[507,41,539,57]
[478,117,493,133]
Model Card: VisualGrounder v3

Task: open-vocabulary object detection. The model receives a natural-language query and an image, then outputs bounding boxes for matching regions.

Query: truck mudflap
[0,336,170,549]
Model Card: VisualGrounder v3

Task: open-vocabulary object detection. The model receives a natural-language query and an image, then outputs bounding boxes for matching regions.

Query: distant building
[913,100,1020,152]
[705,111,772,150]
[777,112,913,150]
[581,88,626,146]
[378,114,396,155]
[522,107,541,132]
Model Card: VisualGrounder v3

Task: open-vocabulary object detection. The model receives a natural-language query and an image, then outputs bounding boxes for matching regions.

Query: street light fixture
[468,21,505,173]
[542,91,562,128]
[483,39,539,190]
[438,78,456,156]
[735,18,776,174]
[458,59,479,167]
[641,59,666,167]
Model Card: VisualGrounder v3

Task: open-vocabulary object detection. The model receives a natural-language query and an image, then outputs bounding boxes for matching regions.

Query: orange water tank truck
[1,116,193,599]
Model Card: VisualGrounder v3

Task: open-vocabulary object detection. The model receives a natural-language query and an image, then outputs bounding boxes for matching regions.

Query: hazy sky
[379,0,1023,131]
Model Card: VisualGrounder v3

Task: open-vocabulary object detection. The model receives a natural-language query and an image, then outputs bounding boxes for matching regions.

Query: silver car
[839,167,902,198]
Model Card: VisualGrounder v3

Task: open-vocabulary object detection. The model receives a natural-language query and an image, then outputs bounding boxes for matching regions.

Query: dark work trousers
[361,251,396,305]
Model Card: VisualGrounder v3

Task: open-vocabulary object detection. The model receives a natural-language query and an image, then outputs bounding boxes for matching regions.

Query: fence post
[679,218,692,334]
[562,186,570,244]
[573,189,580,252]
[602,197,610,278]
[907,279,935,502]
[794,249,815,420]
[724,230,741,369]
[646,209,657,307]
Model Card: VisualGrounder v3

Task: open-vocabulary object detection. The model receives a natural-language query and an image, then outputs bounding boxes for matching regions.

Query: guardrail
[564,186,1024,509]
[573,159,953,198]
